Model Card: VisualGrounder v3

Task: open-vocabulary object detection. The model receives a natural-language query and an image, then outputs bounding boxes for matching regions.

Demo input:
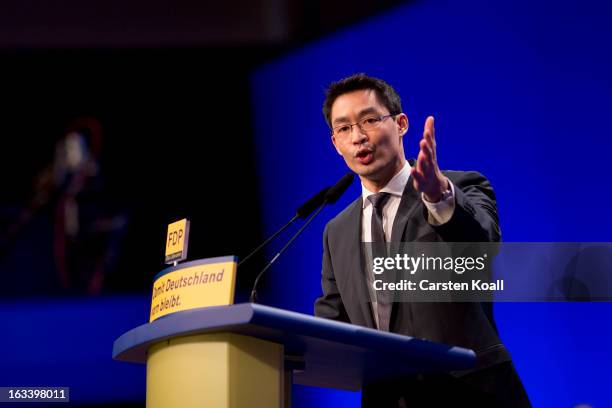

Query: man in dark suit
[314,74,530,407]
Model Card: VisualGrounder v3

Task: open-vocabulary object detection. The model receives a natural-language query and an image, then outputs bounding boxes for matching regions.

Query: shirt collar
[361,161,411,209]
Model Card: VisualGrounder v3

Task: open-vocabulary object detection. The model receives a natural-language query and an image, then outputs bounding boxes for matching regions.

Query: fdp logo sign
[165,219,190,264]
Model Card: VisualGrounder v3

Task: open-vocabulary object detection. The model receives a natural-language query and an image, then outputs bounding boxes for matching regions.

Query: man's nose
[350,124,367,144]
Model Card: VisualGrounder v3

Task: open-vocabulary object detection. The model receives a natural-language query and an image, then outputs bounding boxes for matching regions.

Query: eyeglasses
[331,114,396,138]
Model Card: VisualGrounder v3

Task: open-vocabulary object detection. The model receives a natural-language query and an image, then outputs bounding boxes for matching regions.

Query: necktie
[368,192,392,331]
[368,192,390,242]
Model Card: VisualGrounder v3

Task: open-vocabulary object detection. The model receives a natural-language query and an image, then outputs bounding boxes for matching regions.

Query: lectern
[113,303,475,407]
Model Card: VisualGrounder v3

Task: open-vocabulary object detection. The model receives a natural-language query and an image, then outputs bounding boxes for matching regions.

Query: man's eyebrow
[332,107,380,126]
[357,107,380,117]
[332,116,350,126]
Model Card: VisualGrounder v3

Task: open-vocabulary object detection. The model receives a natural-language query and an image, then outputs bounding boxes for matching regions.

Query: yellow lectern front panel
[146,333,283,408]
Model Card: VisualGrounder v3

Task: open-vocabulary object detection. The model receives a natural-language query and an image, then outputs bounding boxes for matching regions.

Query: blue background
[250,0,612,406]
[1,0,611,406]
[0,296,149,404]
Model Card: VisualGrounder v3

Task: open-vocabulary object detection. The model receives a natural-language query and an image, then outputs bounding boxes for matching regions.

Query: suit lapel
[390,171,422,242]
[343,197,376,328]
[388,162,421,333]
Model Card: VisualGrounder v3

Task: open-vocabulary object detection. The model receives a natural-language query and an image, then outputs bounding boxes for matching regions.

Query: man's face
[330,89,408,186]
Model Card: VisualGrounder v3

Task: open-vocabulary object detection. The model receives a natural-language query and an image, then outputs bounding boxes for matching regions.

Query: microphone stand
[250,203,326,303]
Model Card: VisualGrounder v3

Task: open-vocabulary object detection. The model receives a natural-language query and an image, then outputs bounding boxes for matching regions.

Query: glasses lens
[361,116,382,131]
[334,125,350,136]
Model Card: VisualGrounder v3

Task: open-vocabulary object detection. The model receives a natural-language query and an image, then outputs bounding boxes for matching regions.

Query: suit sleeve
[314,223,350,322]
[433,171,502,242]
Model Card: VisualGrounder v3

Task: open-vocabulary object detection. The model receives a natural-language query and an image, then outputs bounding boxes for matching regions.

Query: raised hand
[410,116,449,202]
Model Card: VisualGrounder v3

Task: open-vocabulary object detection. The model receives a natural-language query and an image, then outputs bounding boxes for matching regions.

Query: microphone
[324,172,354,204]
[238,186,331,267]
[250,173,355,303]
[297,186,331,218]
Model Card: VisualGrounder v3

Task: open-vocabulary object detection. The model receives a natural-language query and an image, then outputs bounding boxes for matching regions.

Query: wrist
[423,177,450,203]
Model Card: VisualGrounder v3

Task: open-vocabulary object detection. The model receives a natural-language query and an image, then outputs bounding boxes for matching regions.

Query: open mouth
[355,147,374,165]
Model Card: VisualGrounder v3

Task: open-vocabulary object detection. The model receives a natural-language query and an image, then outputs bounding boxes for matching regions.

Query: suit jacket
[314,165,511,373]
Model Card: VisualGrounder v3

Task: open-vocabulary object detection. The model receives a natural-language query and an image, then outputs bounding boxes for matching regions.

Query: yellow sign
[165,218,190,264]
[150,256,237,322]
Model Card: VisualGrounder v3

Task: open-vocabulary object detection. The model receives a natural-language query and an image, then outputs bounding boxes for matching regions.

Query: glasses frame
[331,113,398,137]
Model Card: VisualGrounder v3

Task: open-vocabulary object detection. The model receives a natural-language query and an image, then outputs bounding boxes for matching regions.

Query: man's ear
[331,135,343,156]
[396,113,409,136]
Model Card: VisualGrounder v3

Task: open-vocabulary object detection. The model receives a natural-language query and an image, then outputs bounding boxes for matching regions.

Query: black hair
[322,73,402,128]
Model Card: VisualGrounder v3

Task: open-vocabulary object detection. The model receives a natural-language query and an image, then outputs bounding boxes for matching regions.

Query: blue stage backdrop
[0,295,149,404]
[250,0,612,406]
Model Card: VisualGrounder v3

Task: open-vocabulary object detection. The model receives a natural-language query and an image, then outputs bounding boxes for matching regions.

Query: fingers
[418,139,435,175]
[416,146,429,175]
[411,167,426,190]
[419,139,434,161]
[423,116,436,161]
[413,148,431,192]
[424,116,435,139]
[413,115,440,194]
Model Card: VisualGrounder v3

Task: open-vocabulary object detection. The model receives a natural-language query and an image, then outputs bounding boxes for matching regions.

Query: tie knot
[368,192,390,209]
